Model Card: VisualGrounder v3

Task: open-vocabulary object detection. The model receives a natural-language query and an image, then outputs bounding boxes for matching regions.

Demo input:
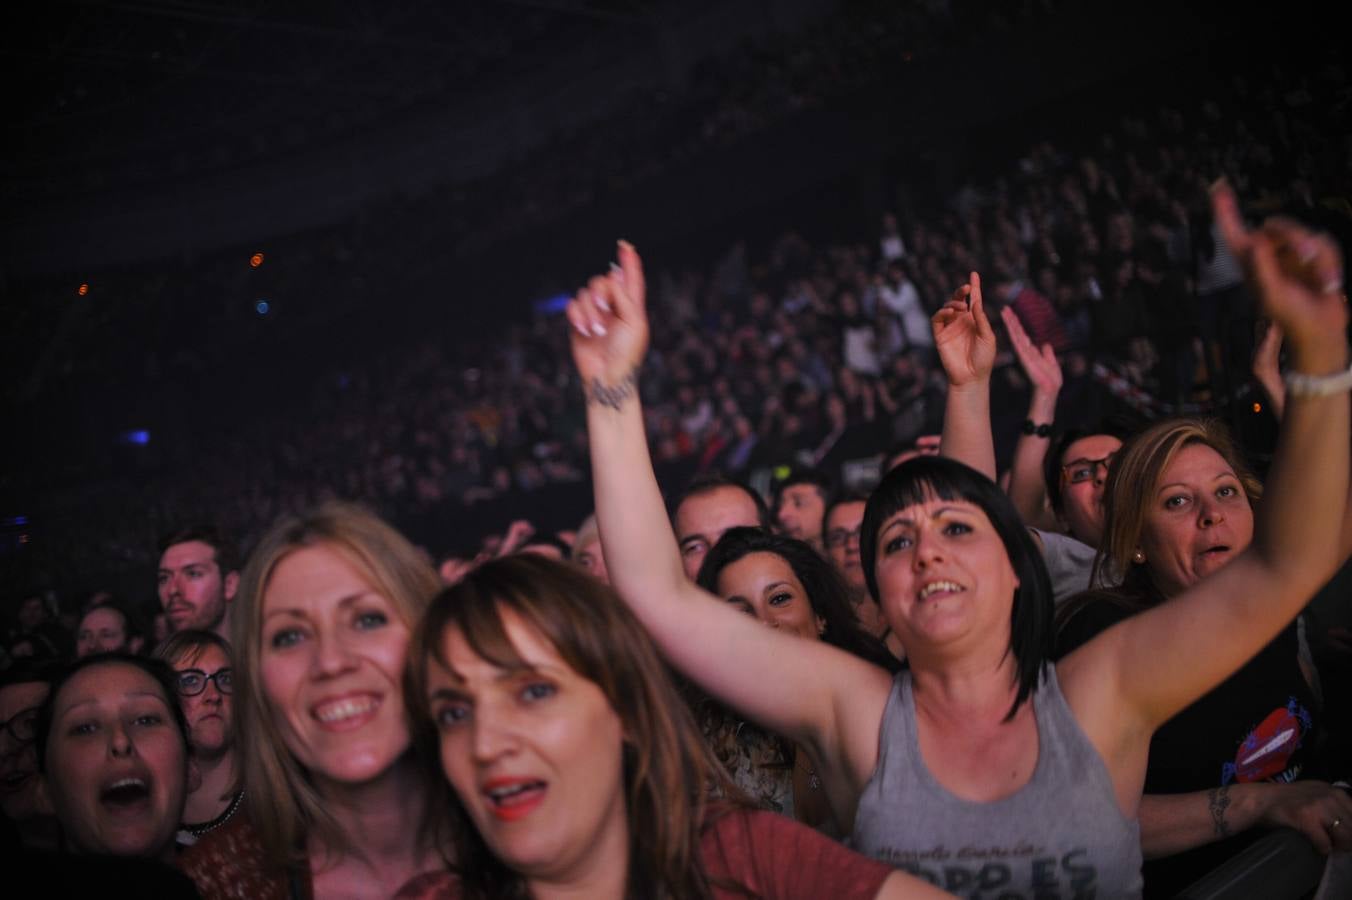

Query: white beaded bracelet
[1283,361,1352,397]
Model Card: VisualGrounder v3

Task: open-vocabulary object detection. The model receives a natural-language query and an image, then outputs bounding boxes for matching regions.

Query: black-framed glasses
[824,527,862,549]
[176,668,233,697]
[0,706,40,743]
[1062,453,1116,485]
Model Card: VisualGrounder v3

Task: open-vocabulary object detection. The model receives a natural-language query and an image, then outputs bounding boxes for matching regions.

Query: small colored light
[1252,402,1262,413]
[77,283,89,296]
[255,300,270,315]
[250,252,265,268]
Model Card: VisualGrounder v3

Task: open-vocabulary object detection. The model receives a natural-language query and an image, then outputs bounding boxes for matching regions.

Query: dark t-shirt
[1056,599,1319,898]
[392,807,894,900]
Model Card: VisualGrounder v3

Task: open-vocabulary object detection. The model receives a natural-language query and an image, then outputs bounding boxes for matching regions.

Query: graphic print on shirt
[880,842,1098,897]
[1220,695,1312,785]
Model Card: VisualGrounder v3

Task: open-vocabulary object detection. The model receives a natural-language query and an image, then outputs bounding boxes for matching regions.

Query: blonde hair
[232,501,441,871]
[1092,417,1262,602]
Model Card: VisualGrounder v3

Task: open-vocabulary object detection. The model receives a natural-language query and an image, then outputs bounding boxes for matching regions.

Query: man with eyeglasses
[152,630,242,847]
[822,494,904,660]
[0,660,60,851]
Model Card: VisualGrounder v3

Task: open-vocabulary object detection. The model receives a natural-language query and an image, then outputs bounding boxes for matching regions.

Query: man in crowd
[673,474,772,580]
[74,603,144,658]
[773,468,832,552]
[156,527,239,639]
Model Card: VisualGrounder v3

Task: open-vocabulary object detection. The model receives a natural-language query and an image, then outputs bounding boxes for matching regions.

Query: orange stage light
[77,283,89,296]
[250,252,265,268]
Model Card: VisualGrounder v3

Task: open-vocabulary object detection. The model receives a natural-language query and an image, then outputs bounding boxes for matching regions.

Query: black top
[1056,597,1319,899]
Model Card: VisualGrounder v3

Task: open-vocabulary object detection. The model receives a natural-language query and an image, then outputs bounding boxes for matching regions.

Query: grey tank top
[852,665,1143,899]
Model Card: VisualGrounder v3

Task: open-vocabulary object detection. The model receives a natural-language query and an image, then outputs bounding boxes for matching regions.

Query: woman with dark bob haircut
[567,187,1350,896]
[395,554,945,900]
[694,527,897,833]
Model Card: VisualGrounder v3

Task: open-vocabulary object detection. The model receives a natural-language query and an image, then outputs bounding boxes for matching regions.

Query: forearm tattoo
[586,369,638,411]
[1208,786,1232,839]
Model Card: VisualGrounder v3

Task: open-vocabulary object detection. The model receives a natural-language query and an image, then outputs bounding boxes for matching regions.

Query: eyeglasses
[1062,453,1116,485]
[824,526,862,549]
[0,706,40,744]
[176,668,233,697]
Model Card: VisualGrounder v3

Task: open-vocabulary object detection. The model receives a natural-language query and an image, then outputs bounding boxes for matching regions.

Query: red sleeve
[701,808,893,900]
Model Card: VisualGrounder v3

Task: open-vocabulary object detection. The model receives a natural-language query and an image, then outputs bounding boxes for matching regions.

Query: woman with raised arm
[568,187,1351,896]
[395,554,949,900]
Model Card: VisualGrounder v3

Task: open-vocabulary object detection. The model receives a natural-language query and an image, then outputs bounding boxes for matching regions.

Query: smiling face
[872,497,1020,655]
[258,543,413,789]
[428,612,628,886]
[824,501,867,592]
[173,644,233,757]
[1057,434,1122,547]
[1138,442,1254,598]
[715,552,823,641]
[1,681,49,823]
[76,607,132,658]
[42,662,186,860]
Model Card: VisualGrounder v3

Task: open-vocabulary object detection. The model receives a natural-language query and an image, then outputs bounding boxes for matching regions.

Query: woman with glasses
[153,629,242,847]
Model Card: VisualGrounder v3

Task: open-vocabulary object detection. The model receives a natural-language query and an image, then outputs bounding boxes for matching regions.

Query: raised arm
[567,243,892,757]
[1001,306,1062,529]
[1067,184,1351,737]
[935,272,998,480]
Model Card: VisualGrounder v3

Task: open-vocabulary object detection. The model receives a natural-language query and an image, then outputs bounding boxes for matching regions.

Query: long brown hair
[1060,418,1263,629]
[231,501,441,871]
[405,554,747,900]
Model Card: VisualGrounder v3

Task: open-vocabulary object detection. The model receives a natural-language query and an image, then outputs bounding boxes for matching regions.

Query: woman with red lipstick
[568,188,1352,896]
[181,502,446,899]
[397,554,950,900]
[1054,416,1352,896]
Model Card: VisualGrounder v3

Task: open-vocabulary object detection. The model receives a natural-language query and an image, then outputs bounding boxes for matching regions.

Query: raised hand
[566,241,649,408]
[1001,304,1062,397]
[1213,183,1347,371]
[932,271,997,387]
[1252,320,1285,418]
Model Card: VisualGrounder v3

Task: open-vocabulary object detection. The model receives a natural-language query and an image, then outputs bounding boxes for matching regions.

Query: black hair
[672,473,773,531]
[696,527,899,673]
[0,658,59,692]
[1042,416,1139,515]
[157,525,240,576]
[821,491,871,542]
[34,653,190,773]
[860,456,1053,719]
[775,467,833,503]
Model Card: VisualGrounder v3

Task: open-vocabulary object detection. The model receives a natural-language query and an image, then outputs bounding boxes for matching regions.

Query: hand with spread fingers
[932,271,997,388]
[566,241,649,404]
[1002,304,1062,398]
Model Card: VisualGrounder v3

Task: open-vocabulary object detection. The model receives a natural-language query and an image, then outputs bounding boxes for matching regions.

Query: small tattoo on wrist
[1209,786,1232,839]
[586,370,638,410]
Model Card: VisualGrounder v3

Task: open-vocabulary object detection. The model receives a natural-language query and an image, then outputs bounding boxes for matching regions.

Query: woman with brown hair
[565,186,1352,897]
[181,501,445,899]
[1055,416,1352,896]
[395,554,947,900]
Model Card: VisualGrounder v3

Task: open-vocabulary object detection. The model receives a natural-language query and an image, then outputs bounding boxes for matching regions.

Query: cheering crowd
[3,177,1351,899]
